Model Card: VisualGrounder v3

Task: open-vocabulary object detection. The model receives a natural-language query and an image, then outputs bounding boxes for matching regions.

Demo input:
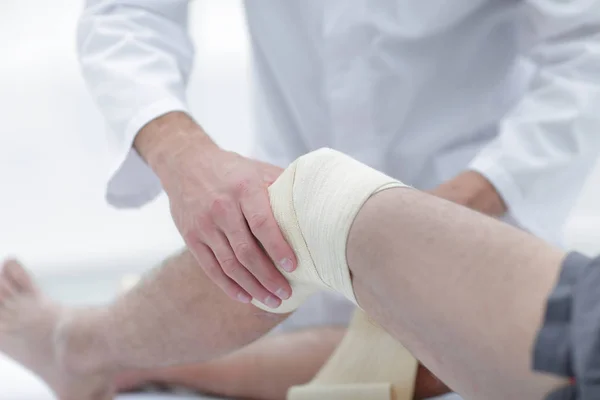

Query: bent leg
[347,188,567,399]
[117,327,345,400]
[0,250,289,399]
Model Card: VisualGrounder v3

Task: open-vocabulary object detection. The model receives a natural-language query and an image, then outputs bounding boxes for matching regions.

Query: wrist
[467,183,507,217]
[134,112,218,177]
[431,171,507,217]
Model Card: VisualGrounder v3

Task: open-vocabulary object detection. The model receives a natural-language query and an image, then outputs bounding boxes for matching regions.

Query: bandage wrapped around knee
[253,148,407,313]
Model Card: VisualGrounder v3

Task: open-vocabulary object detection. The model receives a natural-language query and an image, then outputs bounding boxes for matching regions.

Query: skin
[429,170,507,218]
[111,169,503,399]
[115,330,450,400]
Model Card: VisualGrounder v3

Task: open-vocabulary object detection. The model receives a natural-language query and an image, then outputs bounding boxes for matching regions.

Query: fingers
[169,150,295,308]
[0,280,14,302]
[222,208,292,302]
[187,240,252,304]
[241,190,297,274]
[208,232,283,309]
[209,193,293,308]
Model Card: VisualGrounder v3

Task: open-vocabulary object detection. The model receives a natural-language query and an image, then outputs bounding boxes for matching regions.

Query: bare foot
[0,259,114,400]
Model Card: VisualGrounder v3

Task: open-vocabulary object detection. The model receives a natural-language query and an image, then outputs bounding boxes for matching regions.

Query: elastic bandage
[252,148,407,313]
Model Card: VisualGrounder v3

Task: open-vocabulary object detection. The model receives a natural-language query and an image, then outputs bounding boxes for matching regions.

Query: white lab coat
[78,0,600,247]
[78,0,600,367]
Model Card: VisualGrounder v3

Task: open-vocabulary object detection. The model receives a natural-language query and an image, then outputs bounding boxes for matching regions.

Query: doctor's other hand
[429,170,507,217]
[134,112,296,308]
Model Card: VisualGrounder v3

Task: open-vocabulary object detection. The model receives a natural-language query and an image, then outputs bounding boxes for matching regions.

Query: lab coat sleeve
[469,1,600,243]
[77,0,193,208]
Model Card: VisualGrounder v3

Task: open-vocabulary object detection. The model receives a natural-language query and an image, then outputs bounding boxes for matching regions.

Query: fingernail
[276,287,290,300]
[279,258,295,272]
[265,295,280,308]
[237,293,252,303]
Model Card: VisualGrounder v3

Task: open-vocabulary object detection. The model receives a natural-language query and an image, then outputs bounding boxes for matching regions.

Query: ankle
[54,308,114,375]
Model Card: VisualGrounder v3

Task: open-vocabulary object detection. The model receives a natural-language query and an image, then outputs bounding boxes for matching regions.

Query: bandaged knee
[253,148,407,313]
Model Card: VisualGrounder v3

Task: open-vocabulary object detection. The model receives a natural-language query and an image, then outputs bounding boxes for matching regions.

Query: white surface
[0,354,461,400]
[3,1,242,397]
[0,353,214,399]
[0,353,460,400]
[1,355,54,400]
[118,396,214,400]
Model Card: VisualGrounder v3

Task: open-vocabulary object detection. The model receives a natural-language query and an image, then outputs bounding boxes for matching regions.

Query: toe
[2,259,35,293]
[0,279,14,303]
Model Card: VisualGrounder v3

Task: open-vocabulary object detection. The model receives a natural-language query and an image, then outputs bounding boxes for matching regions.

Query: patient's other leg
[117,327,449,400]
[0,250,289,400]
[117,327,346,400]
[0,260,114,400]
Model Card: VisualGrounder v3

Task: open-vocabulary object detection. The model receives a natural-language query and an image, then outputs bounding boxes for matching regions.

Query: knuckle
[235,242,254,262]
[221,258,241,276]
[208,197,232,218]
[247,213,269,231]
[193,213,212,230]
[234,178,253,196]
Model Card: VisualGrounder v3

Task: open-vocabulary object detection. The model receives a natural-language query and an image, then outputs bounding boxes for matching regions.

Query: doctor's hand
[135,112,296,308]
[429,170,507,217]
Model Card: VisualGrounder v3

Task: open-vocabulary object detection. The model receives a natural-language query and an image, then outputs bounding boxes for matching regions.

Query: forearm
[430,170,507,217]
[348,188,567,400]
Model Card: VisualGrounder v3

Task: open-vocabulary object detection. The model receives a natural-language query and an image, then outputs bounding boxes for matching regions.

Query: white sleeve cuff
[106,97,189,209]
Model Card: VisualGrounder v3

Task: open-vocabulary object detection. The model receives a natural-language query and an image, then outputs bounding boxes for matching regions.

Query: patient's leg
[347,188,568,399]
[117,327,449,400]
[246,148,569,399]
[117,327,345,400]
[0,250,289,399]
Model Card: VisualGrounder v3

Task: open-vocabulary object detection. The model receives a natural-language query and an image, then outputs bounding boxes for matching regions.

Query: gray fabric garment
[533,252,600,399]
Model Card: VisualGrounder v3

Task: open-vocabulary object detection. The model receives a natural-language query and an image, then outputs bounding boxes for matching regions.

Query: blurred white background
[1,0,600,398]
[1,1,252,398]
[0,0,254,281]
[2,0,600,285]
